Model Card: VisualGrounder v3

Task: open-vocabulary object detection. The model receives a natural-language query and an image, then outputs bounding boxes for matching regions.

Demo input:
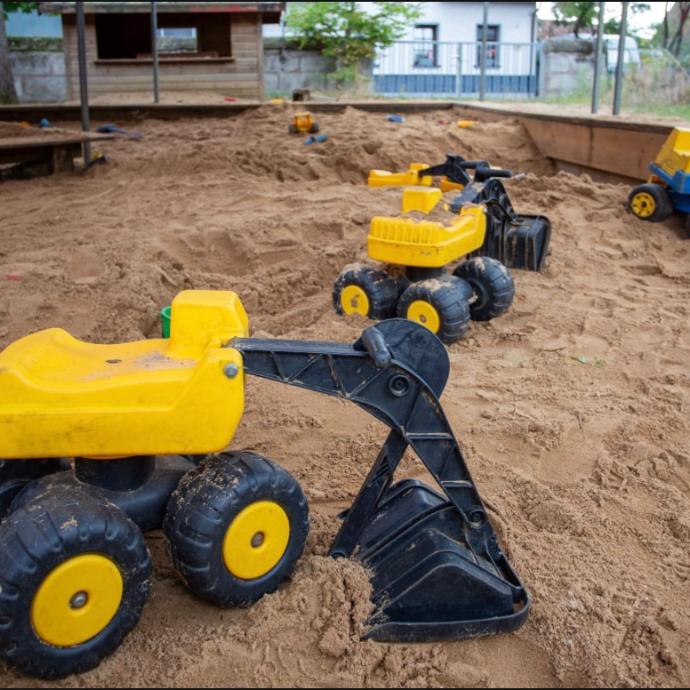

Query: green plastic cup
[161,306,172,339]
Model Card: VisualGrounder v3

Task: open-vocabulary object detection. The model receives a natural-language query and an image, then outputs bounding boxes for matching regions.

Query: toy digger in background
[334,156,551,344]
[289,111,320,135]
[0,291,529,679]
[628,127,690,233]
[368,154,552,272]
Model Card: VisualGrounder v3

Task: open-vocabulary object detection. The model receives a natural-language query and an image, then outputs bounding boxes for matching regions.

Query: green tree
[603,3,652,35]
[287,2,421,86]
[553,2,651,38]
[1,2,39,104]
[656,1,690,58]
[552,1,598,37]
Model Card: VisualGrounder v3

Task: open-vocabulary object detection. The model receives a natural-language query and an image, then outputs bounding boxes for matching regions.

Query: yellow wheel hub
[223,501,290,580]
[631,191,656,218]
[31,554,123,648]
[407,300,441,334]
[340,285,370,316]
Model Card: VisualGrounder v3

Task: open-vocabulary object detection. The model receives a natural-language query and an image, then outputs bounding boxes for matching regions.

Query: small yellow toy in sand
[457,119,477,129]
[288,111,320,135]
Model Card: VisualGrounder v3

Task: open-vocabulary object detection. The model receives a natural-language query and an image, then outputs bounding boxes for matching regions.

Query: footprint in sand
[68,247,106,286]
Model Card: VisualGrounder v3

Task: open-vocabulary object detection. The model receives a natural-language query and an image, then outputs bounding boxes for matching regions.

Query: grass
[627,103,690,120]
[538,93,690,121]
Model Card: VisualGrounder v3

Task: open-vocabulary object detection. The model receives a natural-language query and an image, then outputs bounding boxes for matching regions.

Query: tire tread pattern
[164,452,309,607]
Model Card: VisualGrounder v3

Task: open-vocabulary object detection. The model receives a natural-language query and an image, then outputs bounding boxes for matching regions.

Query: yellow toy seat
[0,291,249,460]
[368,206,487,268]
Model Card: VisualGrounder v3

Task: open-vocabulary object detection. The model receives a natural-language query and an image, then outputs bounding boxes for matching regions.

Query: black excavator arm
[233,319,530,642]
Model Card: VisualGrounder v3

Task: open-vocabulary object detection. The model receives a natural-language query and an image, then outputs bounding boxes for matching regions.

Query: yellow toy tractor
[335,157,550,344]
[289,111,320,135]
[628,127,690,233]
[0,290,529,679]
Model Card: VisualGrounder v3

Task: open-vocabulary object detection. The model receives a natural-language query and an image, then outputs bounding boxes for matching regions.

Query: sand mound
[0,106,688,688]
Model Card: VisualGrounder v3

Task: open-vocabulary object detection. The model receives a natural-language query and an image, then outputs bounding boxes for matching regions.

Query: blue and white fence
[373,40,539,98]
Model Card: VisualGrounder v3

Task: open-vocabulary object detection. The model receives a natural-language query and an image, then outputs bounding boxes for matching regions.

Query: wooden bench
[0,131,114,179]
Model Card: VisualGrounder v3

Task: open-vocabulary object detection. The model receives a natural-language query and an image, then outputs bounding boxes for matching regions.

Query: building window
[413,24,438,68]
[476,24,500,68]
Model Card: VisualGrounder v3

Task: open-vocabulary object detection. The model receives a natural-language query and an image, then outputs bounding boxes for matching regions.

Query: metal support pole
[455,44,463,98]
[75,1,91,166]
[529,8,537,97]
[613,1,628,116]
[151,0,160,104]
[479,1,488,101]
[592,1,605,114]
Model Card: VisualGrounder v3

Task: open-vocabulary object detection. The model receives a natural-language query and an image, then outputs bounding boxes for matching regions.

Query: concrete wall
[540,38,595,98]
[263,45,334,95]
[9,40,67,103]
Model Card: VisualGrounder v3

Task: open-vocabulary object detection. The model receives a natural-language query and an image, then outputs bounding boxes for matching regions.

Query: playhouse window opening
[157,27,198,55]
[95,13,232,61]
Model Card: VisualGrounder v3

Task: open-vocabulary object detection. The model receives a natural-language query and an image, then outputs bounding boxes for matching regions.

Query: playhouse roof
[39,2,283,20]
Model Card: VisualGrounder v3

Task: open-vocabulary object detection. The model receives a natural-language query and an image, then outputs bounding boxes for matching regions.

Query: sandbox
[0,106,688,688]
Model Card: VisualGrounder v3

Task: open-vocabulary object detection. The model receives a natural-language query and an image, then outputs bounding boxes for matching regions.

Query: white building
[391,1,537,44]
[264,1,539,96]
[373,1,538,96]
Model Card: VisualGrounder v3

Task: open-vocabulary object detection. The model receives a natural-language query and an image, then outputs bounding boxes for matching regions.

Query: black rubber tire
[0,459,70,522]
[288,123,299,134]
[333,263,400,320]
[454,257,515,322]
[397,275,471,345]
[628,183,673,222]
[164,451,309,607]
[309,122,320,134]
[0,487,151,680]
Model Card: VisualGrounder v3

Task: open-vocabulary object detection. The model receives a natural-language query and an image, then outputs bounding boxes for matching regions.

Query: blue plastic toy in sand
[387,114,405,123]
[304,134,329,145]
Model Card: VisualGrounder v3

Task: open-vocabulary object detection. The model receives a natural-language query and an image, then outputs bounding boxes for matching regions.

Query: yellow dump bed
[655,127,690,177]
[0,291,249,459]
[368,207,487,268]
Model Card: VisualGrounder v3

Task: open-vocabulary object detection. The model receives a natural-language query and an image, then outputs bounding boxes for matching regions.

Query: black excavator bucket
[234,319,530,642]
[450,174,552,272]
[349,480,527,641]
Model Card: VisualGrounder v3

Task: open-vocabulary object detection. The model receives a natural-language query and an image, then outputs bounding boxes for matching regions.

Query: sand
[0,105,688,688]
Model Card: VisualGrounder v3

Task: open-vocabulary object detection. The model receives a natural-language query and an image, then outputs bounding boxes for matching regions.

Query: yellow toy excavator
[334,156,551,344]
[0,290,529,679]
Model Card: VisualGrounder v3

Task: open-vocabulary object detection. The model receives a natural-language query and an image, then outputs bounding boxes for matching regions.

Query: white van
[604,35,641,72]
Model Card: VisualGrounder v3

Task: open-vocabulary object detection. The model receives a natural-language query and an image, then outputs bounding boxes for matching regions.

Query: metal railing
[373,40,539,98]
